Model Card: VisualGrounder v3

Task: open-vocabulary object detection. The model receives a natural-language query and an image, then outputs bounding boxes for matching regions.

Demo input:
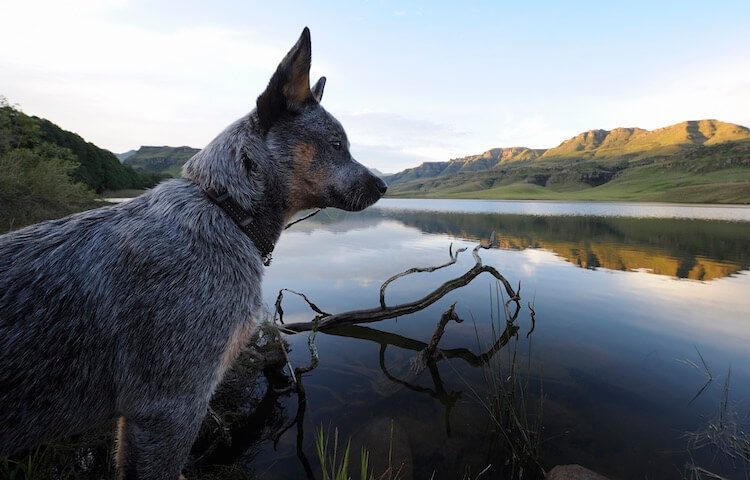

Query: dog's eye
[330,140,342,150]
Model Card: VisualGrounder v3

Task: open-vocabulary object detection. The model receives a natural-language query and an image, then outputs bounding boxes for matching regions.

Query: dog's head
[256,28,387,216]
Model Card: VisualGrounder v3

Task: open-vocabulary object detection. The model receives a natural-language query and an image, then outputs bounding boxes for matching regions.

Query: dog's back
[0,180,263,456]
[0,28,386,477]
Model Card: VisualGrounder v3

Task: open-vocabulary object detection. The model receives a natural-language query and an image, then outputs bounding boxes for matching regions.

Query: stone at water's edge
[546,464,610,480]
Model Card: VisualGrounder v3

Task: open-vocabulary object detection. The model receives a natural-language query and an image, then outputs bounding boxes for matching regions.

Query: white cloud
[340,112,469,171]
[1,0,748,171]
[0,0,306,152]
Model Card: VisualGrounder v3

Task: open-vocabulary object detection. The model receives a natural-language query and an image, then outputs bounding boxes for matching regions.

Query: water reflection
[253,200,750,479]
[297,207,750,281]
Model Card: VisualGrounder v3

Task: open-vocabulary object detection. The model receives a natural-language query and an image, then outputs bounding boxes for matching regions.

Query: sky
[1,0,749,173]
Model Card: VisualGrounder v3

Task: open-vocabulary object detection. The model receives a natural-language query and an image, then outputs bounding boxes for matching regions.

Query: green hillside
[0,99,159,228]
[124,145,200,177]
[35,119,161,192]
[387,120,750,204]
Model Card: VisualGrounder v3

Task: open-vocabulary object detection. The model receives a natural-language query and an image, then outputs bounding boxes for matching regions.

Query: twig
[274,288,330,325]
[411,303,463,373]
[379,243,468,309]
[527,301,537,338]
[284,209,323,230]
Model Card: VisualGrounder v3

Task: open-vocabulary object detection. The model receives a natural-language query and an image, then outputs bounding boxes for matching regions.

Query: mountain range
[121,146,201,177]
[385,119,750,203]
[114,119,750,204]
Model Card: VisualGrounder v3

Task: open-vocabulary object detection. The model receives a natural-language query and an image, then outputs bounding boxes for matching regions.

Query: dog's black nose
[375,177,388,195]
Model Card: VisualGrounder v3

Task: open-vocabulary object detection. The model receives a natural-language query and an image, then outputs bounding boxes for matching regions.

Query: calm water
[208,199,750,479]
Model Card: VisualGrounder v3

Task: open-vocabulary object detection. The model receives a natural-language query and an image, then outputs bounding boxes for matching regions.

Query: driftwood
[231,233,529,479]
[410,302,462,373]
[280,232,520,334]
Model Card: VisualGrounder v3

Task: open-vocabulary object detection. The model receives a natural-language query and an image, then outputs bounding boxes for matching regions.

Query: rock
[546,464,610,480]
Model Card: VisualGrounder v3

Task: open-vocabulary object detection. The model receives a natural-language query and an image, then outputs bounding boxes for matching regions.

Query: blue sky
[2,0,749,172]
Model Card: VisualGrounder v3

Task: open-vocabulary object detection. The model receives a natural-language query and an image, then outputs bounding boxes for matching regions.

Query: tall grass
[451,281,545,479]
[683,368,750,479]
[315,424,406,480]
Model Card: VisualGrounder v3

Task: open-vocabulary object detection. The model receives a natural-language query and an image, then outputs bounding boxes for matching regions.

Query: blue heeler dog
[0,28,386,478]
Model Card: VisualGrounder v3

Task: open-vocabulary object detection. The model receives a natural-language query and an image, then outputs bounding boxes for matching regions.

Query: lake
[207,198,750,480]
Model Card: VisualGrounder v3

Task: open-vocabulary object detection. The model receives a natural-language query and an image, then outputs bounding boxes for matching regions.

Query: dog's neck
[182,114,289,260]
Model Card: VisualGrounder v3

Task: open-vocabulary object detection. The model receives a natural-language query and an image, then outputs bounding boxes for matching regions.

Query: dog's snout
[375,177,388,195]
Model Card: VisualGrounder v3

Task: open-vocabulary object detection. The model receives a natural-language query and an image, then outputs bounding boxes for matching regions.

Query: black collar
[202,187,275,266]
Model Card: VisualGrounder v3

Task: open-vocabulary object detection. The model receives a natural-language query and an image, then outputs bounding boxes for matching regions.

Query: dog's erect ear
[256,27,313,132]
[311,77,326,103]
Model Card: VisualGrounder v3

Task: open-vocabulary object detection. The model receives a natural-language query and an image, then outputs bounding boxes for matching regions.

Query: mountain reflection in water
[250,200,750,480]
[300,207,750,281]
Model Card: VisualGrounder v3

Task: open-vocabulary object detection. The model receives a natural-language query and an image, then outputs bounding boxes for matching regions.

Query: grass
[315,425,403,480]
[449,282,546,479]
[315,424,495,480]
[684,369,750,476]
[678,347,750,479]
[389,165,750,204]
[0,428,115,480]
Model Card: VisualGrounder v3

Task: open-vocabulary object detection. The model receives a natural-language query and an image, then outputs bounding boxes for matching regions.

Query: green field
[388,165,750,204]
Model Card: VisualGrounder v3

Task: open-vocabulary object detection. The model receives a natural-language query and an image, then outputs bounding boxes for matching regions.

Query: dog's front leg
[115,399,206,480]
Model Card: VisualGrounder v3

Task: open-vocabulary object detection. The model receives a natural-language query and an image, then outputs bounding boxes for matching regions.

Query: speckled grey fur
[0,28,385,479]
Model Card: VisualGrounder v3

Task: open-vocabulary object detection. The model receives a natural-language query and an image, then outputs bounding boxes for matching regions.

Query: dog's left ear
[256,27,313,132]
[311,77,326,102]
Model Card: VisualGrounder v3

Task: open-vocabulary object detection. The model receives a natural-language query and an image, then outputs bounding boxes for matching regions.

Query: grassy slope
[389,169,750,203]
[387,120,750,204]
[389,141,750,204]
[388,165,750,204]
[124,146,200,177]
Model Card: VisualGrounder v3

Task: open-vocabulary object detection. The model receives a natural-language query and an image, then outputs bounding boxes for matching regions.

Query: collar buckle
[262,252,273,267]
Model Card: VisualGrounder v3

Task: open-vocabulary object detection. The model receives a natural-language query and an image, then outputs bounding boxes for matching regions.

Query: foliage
[34,115,162,192]
[0,97,162,229]
[0,96,160,193]
[0,99,99,229]
[316,426,397,480]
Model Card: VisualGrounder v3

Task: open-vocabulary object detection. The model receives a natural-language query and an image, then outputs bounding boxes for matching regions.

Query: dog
[0,27,386,478]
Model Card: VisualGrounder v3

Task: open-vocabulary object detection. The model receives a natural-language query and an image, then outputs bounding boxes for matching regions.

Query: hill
[369,168,392,178]
[0,102,159,193]
[386,120,750,204]
[116,149,137,162]
[34,119,161,193]
[0,100,159,227]
[124,146,201,177]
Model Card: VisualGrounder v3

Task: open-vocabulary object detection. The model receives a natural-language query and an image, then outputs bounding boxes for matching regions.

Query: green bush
[0,146,97,230]
[0,98,101,230]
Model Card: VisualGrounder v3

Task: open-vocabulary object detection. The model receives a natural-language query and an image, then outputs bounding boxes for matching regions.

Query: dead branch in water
[281,232,520,333]
[411,302,463,373]
[379,243,467,309]
[199,234,529,478]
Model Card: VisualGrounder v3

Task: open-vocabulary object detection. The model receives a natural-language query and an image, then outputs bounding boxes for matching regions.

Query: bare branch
[472,230,496,265]
[284,263,518,333]
[411,303,463,373]
[284,208,323,230]
[274,288,330,324]
[379,242,467,309]
[527,301,537,338]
